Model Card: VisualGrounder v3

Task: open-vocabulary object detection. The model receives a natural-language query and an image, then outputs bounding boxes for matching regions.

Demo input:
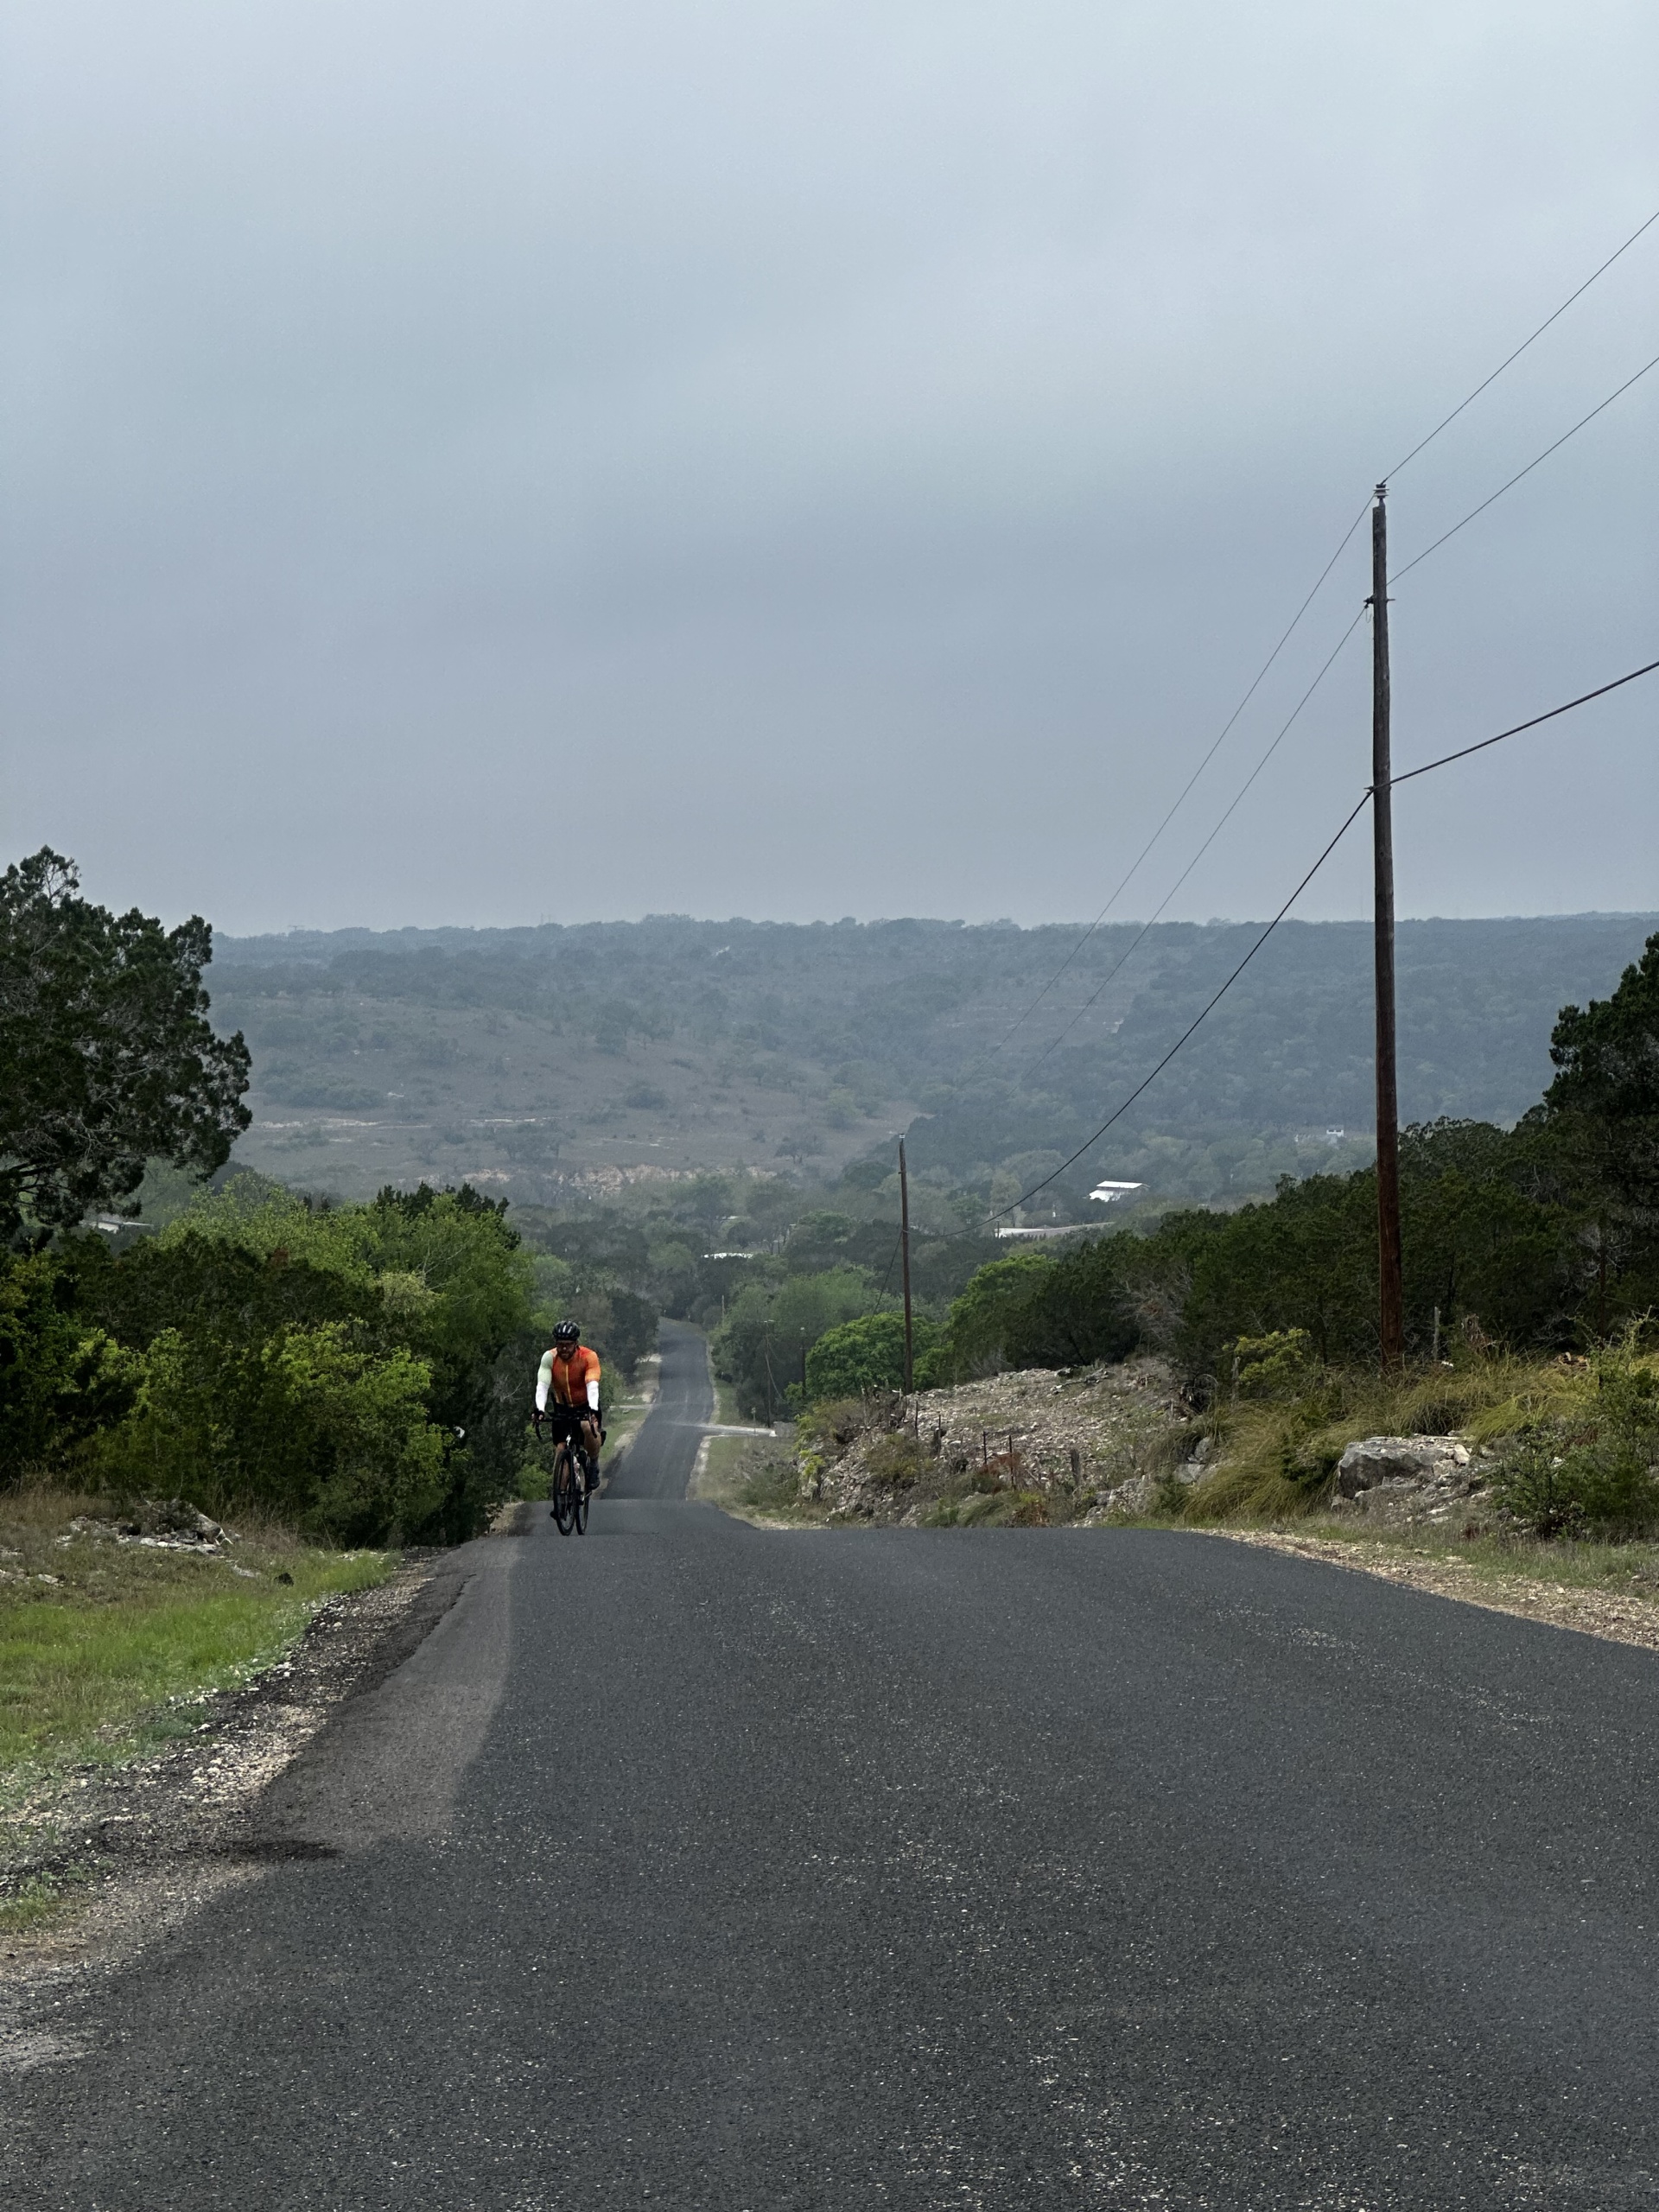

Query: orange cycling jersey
[537,1343,601,1411]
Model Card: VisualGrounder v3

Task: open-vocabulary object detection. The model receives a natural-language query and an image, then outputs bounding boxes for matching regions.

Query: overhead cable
[966,210,1659,1096]
[987,795,1372,1223]
[990,654,1659,1224]
[1390,656,1659,787]
[1387,205,1659,480]
[1391,347,1659,584]
[970,500,1371,1070]
[1020,608,1368,1080]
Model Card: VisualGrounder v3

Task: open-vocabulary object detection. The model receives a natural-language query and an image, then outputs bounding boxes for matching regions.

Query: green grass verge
[0,1489,395,1779]
[0,1869,93,1938]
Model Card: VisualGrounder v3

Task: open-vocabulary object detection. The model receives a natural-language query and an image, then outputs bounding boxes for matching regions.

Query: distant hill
[207,912,1659,1212]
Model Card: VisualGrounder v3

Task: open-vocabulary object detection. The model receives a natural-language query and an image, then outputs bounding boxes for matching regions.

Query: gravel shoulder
[1207,1525,1659,1653]
[0,1541,477,1996]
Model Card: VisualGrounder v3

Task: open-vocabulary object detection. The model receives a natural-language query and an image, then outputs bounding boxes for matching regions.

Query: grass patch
[0,1868,92,1936]
[695,1433,813,1522]
[1180,1353,1599,1524]
[0,1486,395,1777]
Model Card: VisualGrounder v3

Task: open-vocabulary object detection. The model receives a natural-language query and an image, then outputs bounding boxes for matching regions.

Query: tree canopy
[0,850,251,1236]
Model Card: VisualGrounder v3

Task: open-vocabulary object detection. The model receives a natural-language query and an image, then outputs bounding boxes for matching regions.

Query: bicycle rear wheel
[551,1446,578,1535]
[574,1465,589,1535]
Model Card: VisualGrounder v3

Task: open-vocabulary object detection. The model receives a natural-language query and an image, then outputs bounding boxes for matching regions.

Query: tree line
[0,852,654,1539]
[795,931,1659,1403]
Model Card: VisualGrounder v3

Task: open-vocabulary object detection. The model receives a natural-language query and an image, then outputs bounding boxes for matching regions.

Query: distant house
[1089,1181,1144,1205]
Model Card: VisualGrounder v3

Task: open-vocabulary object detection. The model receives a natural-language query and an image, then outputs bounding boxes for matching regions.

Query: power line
[1020,608,1367,1081]
[1391,347,1659,585]
[989,654,1659,1225]
[1042,341,1659,1083]
[970,500,1371,1071]
[1390,656,1659,788]
[988,794,1372,1223]
[1387,205,1659,480]
[963,213,1659,1097]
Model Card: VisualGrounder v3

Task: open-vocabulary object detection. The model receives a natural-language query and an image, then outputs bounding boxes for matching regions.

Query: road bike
[543,1419,594,1537]
[550,1438,588,1535]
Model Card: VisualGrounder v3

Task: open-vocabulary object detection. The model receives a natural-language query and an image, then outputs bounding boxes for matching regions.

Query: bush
[1001,1238,1140,1370]
[805,1311,938,1401]
[0,1249,139,1478]
[91,1321,448,1544]
[1229,1329,1319,1400]
[713,1268,886,1419]
[4,1181,539,1542]
[931,1250,1055,1380]
[863,1429,930,1488]
[1490,1337,1659,1538]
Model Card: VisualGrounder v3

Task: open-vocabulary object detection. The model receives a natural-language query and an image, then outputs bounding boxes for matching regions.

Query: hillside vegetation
[208,912,1658,1215]
[741,927,1659,1543]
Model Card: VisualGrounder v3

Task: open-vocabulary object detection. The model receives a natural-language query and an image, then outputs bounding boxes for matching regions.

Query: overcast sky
[3,1,1656,937]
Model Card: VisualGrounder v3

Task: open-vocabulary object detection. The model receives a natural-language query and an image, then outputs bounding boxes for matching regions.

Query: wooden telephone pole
[1370,485,1405,1367]
[898,1138,915,1394]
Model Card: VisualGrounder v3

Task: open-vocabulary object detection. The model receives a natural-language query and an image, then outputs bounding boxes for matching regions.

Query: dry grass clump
[1183,1351,1601,1524]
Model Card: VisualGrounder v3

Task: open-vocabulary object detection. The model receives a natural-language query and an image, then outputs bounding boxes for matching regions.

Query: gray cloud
[3,0,1656,933]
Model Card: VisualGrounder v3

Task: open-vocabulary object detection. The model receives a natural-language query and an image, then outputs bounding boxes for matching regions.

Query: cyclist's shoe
[583,1464,600,1496]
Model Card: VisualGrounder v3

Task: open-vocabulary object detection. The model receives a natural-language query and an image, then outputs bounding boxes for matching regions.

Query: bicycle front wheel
[551,1446,578,1535]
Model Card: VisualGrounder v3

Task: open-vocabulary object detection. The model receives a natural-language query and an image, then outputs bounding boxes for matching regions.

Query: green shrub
[91,1321,448,1543]
[931,1251,1053,1380]
[1490,1337,1659,1538]
[0,1249,139,1477]
[1002,1238,1140,1370]
[4,1182,537,1541]
[805,1312,938,1401]
[714,1268,887,1418]
[863,1429,930,1489]
[1230,1328,1317,1399]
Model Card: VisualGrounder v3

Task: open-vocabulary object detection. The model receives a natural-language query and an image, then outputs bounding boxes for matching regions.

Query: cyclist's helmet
[552,1319,581,1345]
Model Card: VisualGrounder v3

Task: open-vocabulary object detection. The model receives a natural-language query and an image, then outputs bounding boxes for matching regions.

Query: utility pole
[1370,484,1405,1368]
[898,1137,915,1395]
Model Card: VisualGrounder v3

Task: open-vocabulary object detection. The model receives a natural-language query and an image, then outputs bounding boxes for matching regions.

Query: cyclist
[533,1321,604,1496]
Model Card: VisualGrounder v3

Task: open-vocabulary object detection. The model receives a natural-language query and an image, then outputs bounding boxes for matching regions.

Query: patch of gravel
[1209,1529,1659,1654]
[0,1544,473,1996]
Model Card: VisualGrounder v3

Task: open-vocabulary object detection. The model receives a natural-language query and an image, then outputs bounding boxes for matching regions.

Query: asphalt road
[8,1331,1659,2207]
[606,1318,714,1499]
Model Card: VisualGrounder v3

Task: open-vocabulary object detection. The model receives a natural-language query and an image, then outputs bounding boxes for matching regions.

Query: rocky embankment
[796,1368,1510,1537]
[1327,1434,1499,1532]
[802,1360,1197,1527]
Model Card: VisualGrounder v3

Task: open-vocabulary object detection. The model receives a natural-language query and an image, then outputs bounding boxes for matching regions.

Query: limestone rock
[1330,1433,1493,1531]
[1335,1435,1469,1497]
